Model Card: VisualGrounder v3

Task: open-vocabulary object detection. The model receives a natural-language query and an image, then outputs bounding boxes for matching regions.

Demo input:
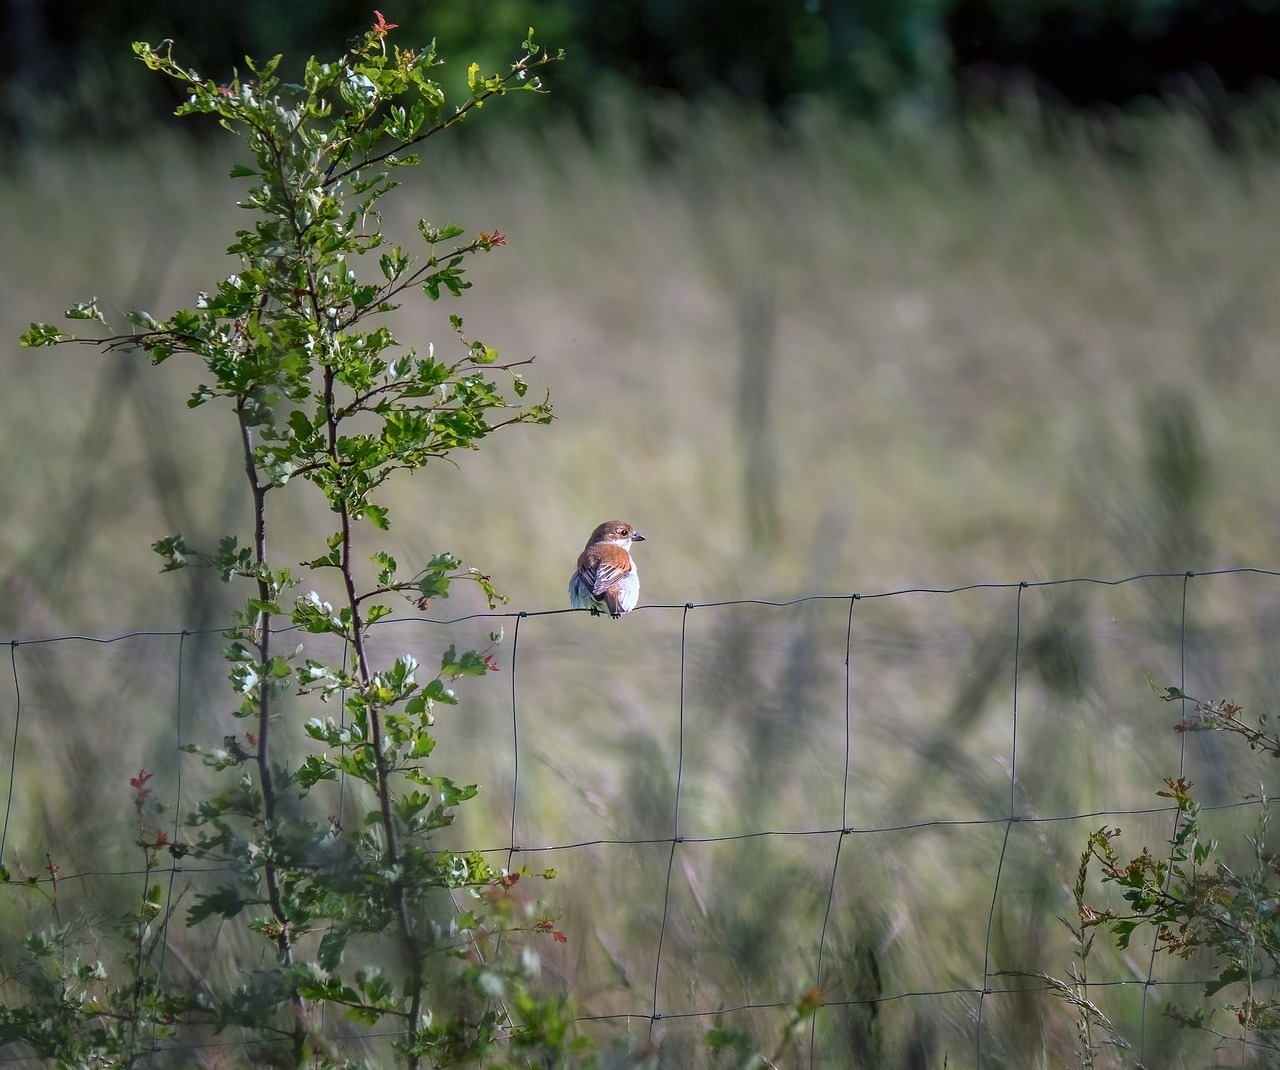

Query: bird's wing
[579,544,633,596]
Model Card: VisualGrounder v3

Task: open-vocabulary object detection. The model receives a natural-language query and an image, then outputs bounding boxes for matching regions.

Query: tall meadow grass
[3,99,1280,1064]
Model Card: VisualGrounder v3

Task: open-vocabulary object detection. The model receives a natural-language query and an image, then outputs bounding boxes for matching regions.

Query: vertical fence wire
[506,612,525,873]
[155,630,188,994]
[974,581,1026,1066]
[146,629,190,1058]
[809,593,860,1067]
[481,609,525,996]
[0,642,20,866]
[1138,571,1196,1068]
[648,603,692,1041]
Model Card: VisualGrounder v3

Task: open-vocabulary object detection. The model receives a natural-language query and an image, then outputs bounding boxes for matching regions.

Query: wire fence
[3,566,1280,1067]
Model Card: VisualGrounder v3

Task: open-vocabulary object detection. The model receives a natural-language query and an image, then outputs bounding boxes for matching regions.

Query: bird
[569,520,646,618]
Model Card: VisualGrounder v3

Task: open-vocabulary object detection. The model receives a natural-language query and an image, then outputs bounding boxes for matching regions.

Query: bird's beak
[632,532,646,542]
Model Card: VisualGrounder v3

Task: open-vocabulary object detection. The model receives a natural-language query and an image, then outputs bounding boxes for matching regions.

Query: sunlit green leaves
[19,322,65,347]
[65,298,107,324]
[418,220,466,244]
[440,643,497,680]
[373,550,397,588]
[294,590,343,635]
[152,533,194,572]
[415,552,459,603]
[422,262,470,300]
[467,62,509,101]
[379,246,410,282]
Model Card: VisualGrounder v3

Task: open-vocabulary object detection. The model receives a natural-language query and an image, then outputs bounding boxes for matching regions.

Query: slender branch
[336,359,539,420]
[126,838,157,1056]
[321,237,491,337]
[324,57,551,187]
[236,399,309,1060]
[352,570,479,606]
[383,239,486,297]
[321,352,428,1066]
[59,330,207,352]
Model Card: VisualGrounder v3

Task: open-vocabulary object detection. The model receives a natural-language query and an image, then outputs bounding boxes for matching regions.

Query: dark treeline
[6,0,1280,143]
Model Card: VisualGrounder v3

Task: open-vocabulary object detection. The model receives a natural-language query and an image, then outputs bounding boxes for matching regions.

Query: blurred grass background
[4,16,1280,1066]
[7,98,1280,626]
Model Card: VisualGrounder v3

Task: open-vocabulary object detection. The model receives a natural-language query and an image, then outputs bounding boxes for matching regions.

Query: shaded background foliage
[7,0,1280,148]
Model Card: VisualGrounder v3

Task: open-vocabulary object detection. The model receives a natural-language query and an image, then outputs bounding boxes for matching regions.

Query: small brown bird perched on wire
[568,520,646,618]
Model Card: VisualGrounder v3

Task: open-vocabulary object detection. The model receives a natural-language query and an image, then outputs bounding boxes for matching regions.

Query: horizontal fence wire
[2,565,1279,1067]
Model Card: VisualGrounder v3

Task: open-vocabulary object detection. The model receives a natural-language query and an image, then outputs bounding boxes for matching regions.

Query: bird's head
[586,520,645,549]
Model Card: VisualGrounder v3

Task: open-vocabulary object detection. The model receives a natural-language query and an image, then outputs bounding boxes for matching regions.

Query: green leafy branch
[1078,687,1280,1048]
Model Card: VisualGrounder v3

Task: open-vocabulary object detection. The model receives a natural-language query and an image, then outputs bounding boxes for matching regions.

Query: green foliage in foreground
[8,18,590,1070]
[1086,688,1280,1040]
[1024,684,1280,1068]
